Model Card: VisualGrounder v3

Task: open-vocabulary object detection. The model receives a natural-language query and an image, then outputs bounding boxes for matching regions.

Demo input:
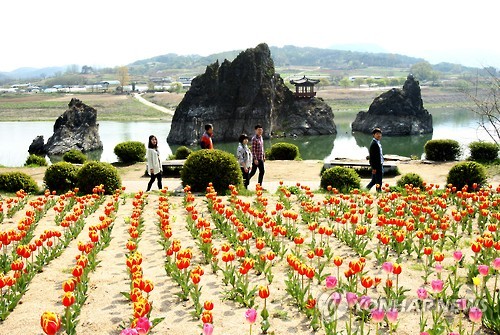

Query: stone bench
[162,159,186,169]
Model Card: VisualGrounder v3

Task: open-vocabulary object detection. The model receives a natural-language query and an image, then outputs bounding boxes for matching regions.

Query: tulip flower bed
[1,182,500,334]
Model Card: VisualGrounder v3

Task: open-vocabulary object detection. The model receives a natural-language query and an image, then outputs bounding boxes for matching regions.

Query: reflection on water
[0,107,492,167]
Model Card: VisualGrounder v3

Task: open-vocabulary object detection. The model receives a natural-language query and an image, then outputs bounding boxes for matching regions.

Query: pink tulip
[431,279,444,293]
[135,317,152,335]
[346,292,358,308]
[120,329,139,335]
[478,264,489,276]
[492,258,500,271]
[456,298,467,311]
[203,323,214,335]
[420,333,430,335]
[245,308,257,324]
[358,295,371,310]
[435,263,443,273]
[453,250,463,262]
[325,276,338,289]
[449,332,459,335]
[417,287,428,300]
[386,308,398,324]
[331,292,342,305]
[382,262,393,274]
[371,307,385,323]
[469,306,483,323]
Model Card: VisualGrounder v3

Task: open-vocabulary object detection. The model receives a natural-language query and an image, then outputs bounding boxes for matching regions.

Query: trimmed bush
[396,172,424,189]
[114,141,146,163]
[0,172,39,193]
[63,149,87,164]
[424,139,461,161]
[446,161,488,190]
[175,146,192,159]
[43,162,79,194]
[24,154,48,167]
[181,149,243,193]
[469,141,499,161]
[320,167,360,193]
[77,161,121,195]
[267,143,300,160]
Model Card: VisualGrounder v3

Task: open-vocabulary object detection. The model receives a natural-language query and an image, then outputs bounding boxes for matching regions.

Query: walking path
[132,93,175,116]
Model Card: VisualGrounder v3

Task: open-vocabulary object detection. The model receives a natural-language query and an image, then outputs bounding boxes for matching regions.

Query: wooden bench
[323,160,398,173]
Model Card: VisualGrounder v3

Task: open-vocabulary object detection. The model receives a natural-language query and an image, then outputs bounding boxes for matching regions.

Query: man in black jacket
[366,128,383,191]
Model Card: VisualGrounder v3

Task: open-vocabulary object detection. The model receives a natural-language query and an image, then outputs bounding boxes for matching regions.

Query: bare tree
[117,66,130,90]
[462,69,500,144]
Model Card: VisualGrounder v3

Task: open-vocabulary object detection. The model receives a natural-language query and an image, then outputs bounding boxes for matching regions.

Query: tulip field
[1,182,500,335]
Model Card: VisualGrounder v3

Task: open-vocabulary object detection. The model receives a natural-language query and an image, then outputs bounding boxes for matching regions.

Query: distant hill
[0,66,66,81]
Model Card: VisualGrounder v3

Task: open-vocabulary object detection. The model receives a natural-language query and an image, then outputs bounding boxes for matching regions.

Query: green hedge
[175,146,192,159]
[447,161,488,190]
[25,154,48,167]
[77,161,121,195]
[181,149,242,193]
[63,149,87,164]
[468,141,499,162]
[320,167,360,193]
[267,142,301,160]
[424,139,461,161]
[43,162,80,194]
[114,141,146,163]
[0,172,39,194]
[396,172,424,189]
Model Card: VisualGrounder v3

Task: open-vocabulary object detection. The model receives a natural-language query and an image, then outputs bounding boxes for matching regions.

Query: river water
[0,107,489,167]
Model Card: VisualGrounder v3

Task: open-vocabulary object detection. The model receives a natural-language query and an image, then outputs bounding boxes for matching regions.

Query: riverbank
[2,159,499,194]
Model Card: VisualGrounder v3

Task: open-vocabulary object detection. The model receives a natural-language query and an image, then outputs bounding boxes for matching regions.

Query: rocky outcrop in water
[167,43,336,145]
[29,98,103,155]
[351,74,433,135]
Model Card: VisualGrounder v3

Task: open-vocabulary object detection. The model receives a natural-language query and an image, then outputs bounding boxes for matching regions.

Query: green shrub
[424,139,461,161]
[63,149,87,164]
[114,141,146,163]
[24,154,48,167]
[320,167,360,193]
[181,149,243,193]
[396,172,424,189]
[469,141,499,161]
[77,161,121,195]
[43,162,79,194]
[175,146,192,159]
[446,161,488,190]
[0,172,39,193]
[267,142,301,160]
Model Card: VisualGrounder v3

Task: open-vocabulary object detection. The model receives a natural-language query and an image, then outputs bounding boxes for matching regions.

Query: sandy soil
[0,160,497,335]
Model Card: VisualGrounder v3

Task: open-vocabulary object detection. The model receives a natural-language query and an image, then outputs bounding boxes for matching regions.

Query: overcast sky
[2,0,499,72]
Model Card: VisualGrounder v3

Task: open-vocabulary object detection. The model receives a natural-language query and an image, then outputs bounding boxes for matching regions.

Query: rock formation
[29,98,103,155]
[28,136,46,155]
[351,74,433,135]
[167,43,336,145]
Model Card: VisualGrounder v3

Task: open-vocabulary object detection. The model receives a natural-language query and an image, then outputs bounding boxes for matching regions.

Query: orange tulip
[62,291,76,307]
[204,300,214,310]
[361,276,374,289]
[392,263,402,275]
[41,311,61,335]
[142,279,154,293]
[333,256,343,267]
[258,285,270,299]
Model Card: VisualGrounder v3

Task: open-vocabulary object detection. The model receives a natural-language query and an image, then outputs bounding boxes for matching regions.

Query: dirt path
[132,93,175,116]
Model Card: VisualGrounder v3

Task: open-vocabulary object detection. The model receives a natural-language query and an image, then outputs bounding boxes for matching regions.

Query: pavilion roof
[289,76,320,85]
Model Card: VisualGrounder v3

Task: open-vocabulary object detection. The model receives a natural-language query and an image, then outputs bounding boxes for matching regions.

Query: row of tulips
[41,187,121,335]
[121,191,159,335]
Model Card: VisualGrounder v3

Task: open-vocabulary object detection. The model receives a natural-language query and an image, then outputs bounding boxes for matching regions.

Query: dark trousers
[366,168,383,191]
[241,167,250,189]
[147,172,163,191]
[249,159,265,186]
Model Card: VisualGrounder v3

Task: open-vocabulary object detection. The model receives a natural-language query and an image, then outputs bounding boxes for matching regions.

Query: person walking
[248,124,265,186]
[366,128,383,192]
[237,133,253,189]
[146,135,163,192]
[200,124,214,149]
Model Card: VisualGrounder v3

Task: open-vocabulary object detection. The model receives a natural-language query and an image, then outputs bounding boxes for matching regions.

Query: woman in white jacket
[146,135,163,191]
[237,134,253,189]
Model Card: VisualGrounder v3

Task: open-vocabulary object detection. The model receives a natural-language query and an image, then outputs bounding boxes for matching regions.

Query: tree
[462,69,500,144]
[339,78,351,88]
[117,66,130,89]
[410,61,437,82]
[353,77,365,88]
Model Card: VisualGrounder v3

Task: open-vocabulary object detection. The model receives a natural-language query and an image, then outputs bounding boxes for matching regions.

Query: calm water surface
[0,107,489,167]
